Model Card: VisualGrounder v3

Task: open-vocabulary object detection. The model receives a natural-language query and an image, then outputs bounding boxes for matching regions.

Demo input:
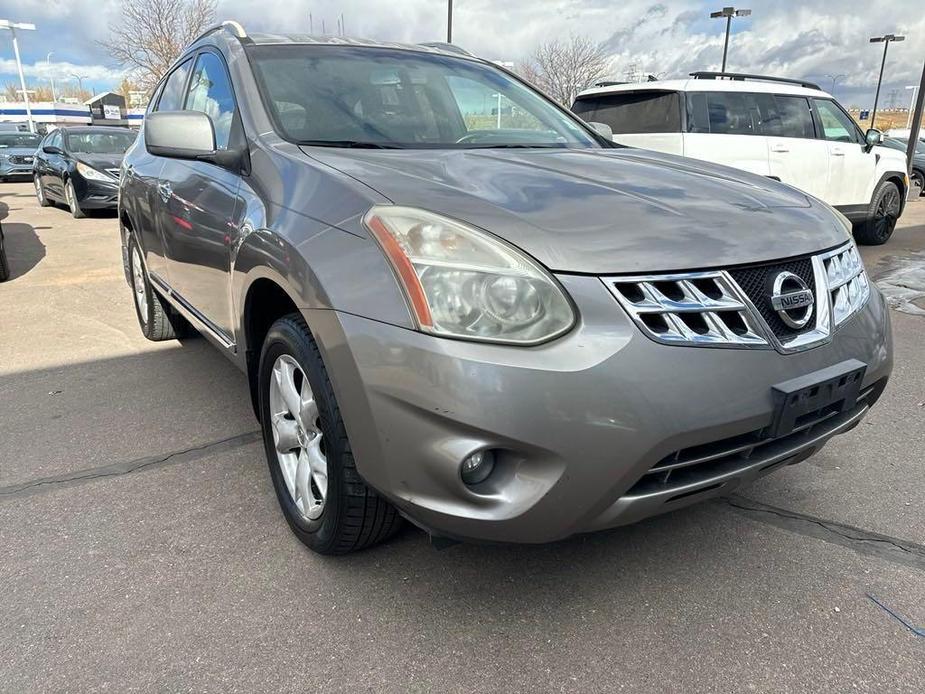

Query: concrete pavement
[1,182,923,693]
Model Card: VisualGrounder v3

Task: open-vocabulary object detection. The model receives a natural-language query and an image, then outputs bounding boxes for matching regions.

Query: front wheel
[34,175,51,207]
[258,314,402,555]
[854,180,901,245]
[911,169,924,198]
[64,179,86,219]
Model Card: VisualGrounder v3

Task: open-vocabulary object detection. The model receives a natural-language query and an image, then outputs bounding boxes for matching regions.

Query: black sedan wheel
[911,169,924,198]
[34,174,52,207]
[64,179,86,219]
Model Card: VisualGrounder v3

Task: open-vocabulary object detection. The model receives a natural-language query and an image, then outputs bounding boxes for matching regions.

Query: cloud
[0,58,124,83]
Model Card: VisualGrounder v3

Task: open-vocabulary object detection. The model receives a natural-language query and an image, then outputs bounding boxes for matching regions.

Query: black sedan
[32,126,137,218]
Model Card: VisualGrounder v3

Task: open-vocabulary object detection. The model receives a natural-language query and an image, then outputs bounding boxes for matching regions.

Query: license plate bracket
[769,359,866,438]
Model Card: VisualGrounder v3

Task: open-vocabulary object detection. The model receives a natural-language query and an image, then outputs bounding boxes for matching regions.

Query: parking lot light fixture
[869,34,905,130]
[0,19,38,133]
[710,7,751,73]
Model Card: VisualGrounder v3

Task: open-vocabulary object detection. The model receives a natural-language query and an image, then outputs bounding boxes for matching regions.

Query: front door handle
[831,147,846,156]
[157,181,172,203]
[770,144,789,153]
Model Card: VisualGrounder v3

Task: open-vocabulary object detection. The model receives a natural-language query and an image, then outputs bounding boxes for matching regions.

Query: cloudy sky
[1,0,924,109]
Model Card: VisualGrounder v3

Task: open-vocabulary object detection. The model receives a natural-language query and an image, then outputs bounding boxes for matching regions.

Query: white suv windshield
[248,45,599,149]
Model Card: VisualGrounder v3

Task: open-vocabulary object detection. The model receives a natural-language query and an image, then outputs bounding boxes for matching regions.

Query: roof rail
[689,71,821,91]
[187,20,248,47]
[418,42,473,57]
[594,80,628,88]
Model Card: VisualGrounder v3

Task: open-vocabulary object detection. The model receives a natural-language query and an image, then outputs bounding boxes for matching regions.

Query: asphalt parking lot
[1,180,923,693]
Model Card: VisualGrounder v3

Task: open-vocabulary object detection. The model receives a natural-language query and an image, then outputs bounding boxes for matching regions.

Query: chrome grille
[603,241,867,352]
[822,245,869,327]
[604,271,768,347]
[8,155,33,165]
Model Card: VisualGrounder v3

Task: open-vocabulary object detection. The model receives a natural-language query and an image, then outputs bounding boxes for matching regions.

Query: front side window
[184,52,237,150]
[247,45,598,149]
[157,59,193,112]
[813,99,860,143]
[66,130,138,154]
[572,91,681,134]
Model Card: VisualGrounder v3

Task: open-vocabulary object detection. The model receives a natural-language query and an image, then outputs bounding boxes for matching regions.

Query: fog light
[460,450,495,486]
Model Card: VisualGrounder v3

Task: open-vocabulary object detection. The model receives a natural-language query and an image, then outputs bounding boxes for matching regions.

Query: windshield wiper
[296,139,401,149]
[462,143,568,149]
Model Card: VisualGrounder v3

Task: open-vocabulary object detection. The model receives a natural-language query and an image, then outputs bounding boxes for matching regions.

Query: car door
[41,130,67,199]
[811,98,875,207]
[156,49,244,343]
[760,93,830,200]
[682,91,771,177]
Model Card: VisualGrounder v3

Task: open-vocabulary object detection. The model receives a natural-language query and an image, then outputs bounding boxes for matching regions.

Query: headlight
[364,206,575,344]
[76,161,112,182]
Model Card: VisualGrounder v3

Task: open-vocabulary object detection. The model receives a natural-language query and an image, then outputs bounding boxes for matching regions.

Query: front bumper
[0,161,33,178]
[73,177,119,209]
[308,274,892,545]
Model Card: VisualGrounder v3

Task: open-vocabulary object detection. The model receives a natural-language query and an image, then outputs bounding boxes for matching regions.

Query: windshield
[66,130,137,154]
[0,133,41,149]
[248,45,599,149]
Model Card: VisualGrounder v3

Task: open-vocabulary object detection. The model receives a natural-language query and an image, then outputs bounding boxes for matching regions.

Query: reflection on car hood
[306,146,849,274]
[74,153,124,173]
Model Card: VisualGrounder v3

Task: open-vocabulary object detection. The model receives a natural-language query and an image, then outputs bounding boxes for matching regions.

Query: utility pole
[825,73,847,96]
[710,7,751,73]
[869,34,905,130]
[907,60,925,176]
[0,19,38,133]
[447,0,453,43]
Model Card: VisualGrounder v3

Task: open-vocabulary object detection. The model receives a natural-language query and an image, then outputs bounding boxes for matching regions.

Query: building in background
[85,92,129,127]
[0,101,91,133]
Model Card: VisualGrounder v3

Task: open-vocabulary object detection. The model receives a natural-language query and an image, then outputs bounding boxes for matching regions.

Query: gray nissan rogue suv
[119,22,892,554]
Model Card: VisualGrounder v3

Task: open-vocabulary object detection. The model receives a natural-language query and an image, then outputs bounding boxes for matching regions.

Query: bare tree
[101,0,216,92]
[519,36,612,106]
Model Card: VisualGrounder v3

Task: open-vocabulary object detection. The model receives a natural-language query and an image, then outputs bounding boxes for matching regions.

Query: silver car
[0,131,41,181]
[119,24,892,554]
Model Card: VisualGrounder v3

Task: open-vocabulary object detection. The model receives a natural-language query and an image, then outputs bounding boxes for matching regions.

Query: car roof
[576,78,832,100]
[243,33,475,60]
[57,126,133,134]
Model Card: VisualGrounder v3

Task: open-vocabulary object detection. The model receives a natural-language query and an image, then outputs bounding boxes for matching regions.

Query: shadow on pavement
[0,222,46,281]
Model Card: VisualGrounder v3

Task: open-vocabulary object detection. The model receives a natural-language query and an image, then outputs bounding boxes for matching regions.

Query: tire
[34,174,51,207]
[854,180,901,245]
[911,169,924,198]
[258,314,402,555]
[127,234,186,341]
[0,229,9,282]
[64,179,86,218]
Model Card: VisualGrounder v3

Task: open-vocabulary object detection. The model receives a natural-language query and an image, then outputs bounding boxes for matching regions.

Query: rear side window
[812,99,860,144]
[184,52,237,150]
[754,94,815,139]
[156,59,193,112]
[572,91,681,134]
[687,92,758,135]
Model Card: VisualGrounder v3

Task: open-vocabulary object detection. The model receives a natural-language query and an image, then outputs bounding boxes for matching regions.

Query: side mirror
[587,121,614,140]
[145,111,216,159]
[42,145,63,155]
[864,128,882,151]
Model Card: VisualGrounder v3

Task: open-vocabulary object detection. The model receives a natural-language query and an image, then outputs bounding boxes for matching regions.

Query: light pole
[869,34,905,130]
[906,85,919,129]
[447,0,453,43]
[46,51,57,102]
[491,93,503,129]
[71,73,89,96]
[0,18,38,133]
[825,73,847,96]
[710,7,751,73]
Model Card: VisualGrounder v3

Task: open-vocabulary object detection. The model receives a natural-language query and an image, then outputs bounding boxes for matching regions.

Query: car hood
[73,153,123,172]
[305,146,849,274]
[0,147,38,157]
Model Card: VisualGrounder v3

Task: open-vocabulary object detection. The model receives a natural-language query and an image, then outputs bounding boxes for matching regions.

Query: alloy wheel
[268,354,328,521]
[131,245,148,322]
[34,175,44,204]
[875,186,900,239]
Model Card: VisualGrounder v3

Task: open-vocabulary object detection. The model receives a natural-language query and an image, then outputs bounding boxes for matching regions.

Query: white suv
[573,72,910,245]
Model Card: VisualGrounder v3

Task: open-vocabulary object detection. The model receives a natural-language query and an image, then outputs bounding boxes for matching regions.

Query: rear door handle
[831,147,846,156]
[157,181,172,203]
[770,144,789,153]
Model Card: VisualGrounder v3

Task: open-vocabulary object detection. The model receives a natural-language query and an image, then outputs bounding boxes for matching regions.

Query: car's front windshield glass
[248,45,599,149]
[67,130,137,154]
[0,133,41,148]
